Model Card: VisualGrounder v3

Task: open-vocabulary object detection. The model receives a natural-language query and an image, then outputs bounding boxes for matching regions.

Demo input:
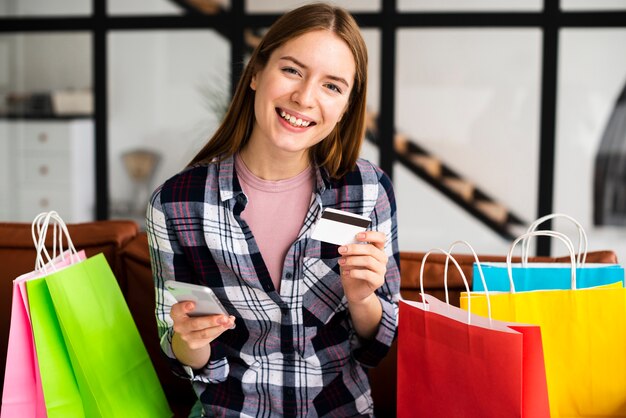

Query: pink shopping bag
[1,279,45,418]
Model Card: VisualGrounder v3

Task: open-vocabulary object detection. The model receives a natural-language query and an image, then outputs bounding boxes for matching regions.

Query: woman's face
[249,29,356,160]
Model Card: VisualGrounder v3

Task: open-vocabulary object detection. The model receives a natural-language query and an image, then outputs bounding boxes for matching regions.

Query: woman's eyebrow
[279,55,350,88]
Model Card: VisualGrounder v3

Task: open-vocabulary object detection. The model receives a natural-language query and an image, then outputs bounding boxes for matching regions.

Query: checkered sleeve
[351,167,401,368]
[145,184,229,383]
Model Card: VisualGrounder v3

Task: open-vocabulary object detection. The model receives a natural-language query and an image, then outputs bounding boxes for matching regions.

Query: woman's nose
[291,82,315,107]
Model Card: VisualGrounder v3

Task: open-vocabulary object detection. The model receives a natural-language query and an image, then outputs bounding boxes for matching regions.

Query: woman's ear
[250,73,258,91]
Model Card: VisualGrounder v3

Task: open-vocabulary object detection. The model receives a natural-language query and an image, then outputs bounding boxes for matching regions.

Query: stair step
[442,177,474,201]
[367,111,379,137]
[410,154,442,178]
[364,128,526,238]
[474,200,509,225]
[394,133,409,154]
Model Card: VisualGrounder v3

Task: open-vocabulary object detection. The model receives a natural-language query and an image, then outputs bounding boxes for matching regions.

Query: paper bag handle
[507,230,576,292]
[32,211,79,271]
[445,240,492,320]
[522,213,587,266]
[420,249,475,324]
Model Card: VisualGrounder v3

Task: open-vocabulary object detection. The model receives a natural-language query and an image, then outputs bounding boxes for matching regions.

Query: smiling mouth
[276,108,316,128]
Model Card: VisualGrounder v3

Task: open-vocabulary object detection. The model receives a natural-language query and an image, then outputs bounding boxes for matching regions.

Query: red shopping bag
[397,249,550,418]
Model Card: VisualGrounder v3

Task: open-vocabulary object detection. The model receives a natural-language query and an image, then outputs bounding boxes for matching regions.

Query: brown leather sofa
[0,220,618,417]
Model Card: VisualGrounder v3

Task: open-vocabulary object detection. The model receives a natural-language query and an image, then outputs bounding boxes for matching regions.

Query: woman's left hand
[338,231,388,304]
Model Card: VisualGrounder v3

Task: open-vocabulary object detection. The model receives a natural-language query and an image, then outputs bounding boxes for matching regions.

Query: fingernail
[217,316,228,325]
[338,246,347,254]
[186,303,194,310]
[338,258,346,265]
[357,232,366,239]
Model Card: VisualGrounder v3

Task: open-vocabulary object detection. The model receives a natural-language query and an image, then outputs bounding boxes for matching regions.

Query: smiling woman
[187,2,369,178]
[145,3,400,417]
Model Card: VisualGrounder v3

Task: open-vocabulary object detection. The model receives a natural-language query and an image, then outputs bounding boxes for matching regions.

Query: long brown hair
[187,2,368,179]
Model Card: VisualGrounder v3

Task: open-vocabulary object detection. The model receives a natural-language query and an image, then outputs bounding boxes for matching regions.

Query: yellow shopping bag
[461,231,626,418]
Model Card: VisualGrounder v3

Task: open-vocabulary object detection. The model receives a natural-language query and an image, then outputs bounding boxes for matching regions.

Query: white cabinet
[0,119,95,222]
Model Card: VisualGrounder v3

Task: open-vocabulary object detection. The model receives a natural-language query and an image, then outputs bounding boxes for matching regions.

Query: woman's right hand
[170,301,236,369]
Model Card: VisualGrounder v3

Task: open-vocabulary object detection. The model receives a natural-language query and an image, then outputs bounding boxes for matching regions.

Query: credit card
[310,208,371,246]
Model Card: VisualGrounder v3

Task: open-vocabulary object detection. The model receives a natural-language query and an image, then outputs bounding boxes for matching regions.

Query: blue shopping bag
[473,262,624,291]
[474,214,624,291]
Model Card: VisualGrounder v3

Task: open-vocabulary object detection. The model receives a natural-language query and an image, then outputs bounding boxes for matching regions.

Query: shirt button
[285,272,293,279]
[286,388,294,396]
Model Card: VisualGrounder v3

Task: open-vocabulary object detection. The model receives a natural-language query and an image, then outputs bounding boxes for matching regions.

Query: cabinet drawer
[21,122,72,152]
[20,155,71,184]
[16,189,71,222]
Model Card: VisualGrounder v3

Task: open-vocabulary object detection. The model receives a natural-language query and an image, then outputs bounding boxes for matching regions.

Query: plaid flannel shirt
[146,154,400,417]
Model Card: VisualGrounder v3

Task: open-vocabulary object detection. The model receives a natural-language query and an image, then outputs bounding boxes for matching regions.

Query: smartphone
[164,280,230,317]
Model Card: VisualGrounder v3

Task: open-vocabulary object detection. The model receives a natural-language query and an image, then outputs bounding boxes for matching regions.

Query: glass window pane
[561,0,626,10]
[361,28,381,164]
[398,0,542,12]
[0,0,91,17]
[555,28,626,263]
[395,28,541,252]
[108,0,230,15]
[0,33,94,223]
[108,30,229,225]
[246,0,380,13]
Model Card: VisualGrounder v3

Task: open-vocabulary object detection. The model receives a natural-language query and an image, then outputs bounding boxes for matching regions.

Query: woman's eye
[282,67,300,76]
[325,83,342,94]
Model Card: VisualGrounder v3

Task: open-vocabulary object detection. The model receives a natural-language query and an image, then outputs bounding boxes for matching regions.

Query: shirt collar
[217,154,242,203]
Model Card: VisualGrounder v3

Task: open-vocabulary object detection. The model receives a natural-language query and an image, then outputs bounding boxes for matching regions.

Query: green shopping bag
[27,277,86,417]
[40,253,172,418]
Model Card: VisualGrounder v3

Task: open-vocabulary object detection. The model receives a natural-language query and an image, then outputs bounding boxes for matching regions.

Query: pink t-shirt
[235,154,314,292]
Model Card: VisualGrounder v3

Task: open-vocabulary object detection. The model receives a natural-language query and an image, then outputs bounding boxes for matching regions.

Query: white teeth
[280,110,311,127]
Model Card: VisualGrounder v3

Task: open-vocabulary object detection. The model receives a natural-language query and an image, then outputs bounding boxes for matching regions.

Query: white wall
[0,0,90,16]
[555,28,626,264]
[397,0,541,11]
[107,0,184,15]
[395,28,542,255]
[246,0,379,12]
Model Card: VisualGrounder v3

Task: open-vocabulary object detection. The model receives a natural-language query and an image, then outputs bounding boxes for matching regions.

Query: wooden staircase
[366,115,526,240]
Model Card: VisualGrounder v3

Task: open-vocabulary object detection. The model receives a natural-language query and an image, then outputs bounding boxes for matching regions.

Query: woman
[146,3,400,416]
